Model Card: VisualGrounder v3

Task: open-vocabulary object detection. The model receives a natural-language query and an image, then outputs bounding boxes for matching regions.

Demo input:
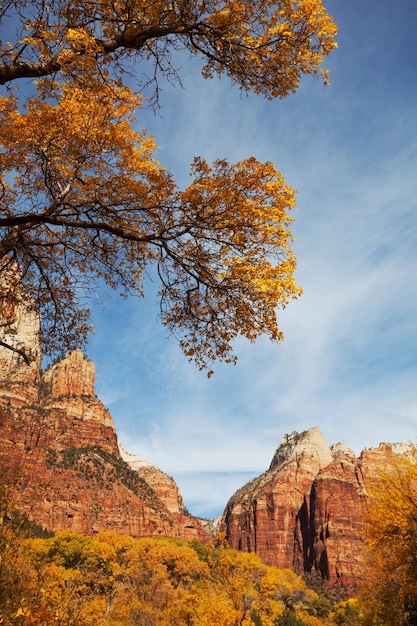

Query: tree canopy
[0,0,337,372]
[0,518,335,626]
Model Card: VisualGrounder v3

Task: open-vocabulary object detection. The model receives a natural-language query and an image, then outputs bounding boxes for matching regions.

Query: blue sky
[86,0,417,519]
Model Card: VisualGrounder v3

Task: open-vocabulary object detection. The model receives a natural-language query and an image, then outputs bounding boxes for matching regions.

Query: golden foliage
[0,0,337,370]
[0,518,340,626]
[0,0,337,96]
[360,445,417,625]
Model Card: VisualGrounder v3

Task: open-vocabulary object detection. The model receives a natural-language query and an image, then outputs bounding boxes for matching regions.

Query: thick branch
[0,340,31,365]
[0,210,188,258]
[0,23,196,85]
[0,58,62,85]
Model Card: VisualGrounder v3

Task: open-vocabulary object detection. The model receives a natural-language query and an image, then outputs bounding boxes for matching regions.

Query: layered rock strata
[0,305,209,542]
[220,427,406,586]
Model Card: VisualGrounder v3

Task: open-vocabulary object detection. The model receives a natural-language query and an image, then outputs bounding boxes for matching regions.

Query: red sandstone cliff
[1,291,409,578]
[0,306,209,542]
[119,446,186,515]
[219,427,407,587]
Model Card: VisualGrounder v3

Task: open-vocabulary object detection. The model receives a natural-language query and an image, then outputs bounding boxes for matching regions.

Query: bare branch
[0,339,31,365]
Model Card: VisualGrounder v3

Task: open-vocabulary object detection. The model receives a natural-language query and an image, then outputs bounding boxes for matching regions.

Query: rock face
[42,350,116,431]
[119,447,186,515]
[0,280,41,405]
[0,290,409,577]
[0,303,209,542]
[220,427,405,587]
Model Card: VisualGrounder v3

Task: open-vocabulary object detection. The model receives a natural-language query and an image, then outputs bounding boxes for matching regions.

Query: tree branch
[0,59,62,85]
[0,340,31,365]
[0,211,188,247]
[0,23,197,85]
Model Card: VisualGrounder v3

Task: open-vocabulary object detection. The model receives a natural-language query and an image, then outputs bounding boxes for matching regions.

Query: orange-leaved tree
[360,444,417,626]
[0,0,337,372]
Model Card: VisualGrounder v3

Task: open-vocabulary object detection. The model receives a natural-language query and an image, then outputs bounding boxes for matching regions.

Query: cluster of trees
[3,445,417,625]
[0,0,337,372]
[0,527,356,625]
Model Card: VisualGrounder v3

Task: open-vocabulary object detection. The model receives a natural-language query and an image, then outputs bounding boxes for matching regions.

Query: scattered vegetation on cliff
[45,445,161,504]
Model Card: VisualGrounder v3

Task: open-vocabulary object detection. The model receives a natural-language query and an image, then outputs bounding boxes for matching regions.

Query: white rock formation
[269,426,333,470]
[330,442,356,459]
[119,445,185,514]
[119,445,154,470]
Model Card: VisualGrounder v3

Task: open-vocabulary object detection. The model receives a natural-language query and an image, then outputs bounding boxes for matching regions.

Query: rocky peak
[391,442,410,455]
[330,442,356,459]
[43,350,96,398]
[41,351,115,430]
[221,430,408,588]
[269,426,333,471]
[119,446,154,471]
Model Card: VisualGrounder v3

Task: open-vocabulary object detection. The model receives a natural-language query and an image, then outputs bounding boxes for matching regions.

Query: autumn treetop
[0,0,337,372]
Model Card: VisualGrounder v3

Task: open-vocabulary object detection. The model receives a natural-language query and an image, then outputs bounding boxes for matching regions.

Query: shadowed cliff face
[0,303,210,542]
[220,428,406,586]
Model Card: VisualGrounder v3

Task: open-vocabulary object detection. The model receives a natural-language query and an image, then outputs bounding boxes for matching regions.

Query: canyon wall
[0,305,209,542]
[220,427,407,586]
[1,290,408,582]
